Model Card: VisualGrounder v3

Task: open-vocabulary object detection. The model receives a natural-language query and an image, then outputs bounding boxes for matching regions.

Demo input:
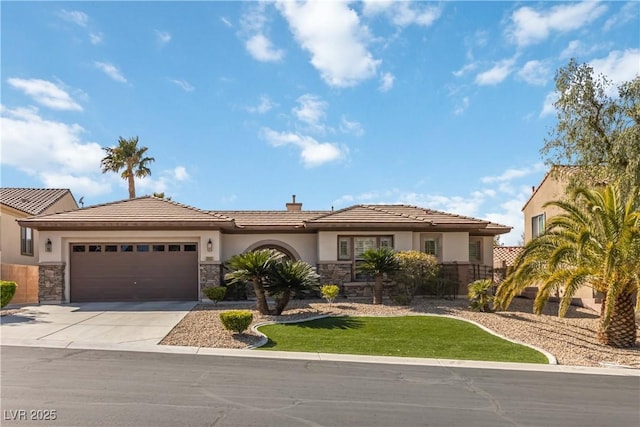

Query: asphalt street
[1,346,638,427]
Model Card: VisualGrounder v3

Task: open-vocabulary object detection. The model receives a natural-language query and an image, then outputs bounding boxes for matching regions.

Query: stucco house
[522,169,601,309]
[1,188,79,304]
[18,195,510,304]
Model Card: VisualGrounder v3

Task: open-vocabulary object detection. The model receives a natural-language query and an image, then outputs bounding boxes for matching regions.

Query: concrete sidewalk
[1,302,638,377]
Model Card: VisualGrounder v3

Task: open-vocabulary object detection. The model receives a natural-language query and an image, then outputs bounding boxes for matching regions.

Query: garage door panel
[70,243,198,302]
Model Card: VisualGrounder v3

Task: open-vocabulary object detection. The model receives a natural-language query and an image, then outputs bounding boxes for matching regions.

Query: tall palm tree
[266,259,320,315]
[224,249,283,315]
[357,247,400,305]
[101,136,155,199]
[495,184,640,348]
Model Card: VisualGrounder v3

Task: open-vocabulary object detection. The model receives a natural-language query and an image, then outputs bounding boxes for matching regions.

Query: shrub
[468,279,495,312]
[321,284,340,305]
[203,286,226,304]
[392,251,440,303]
[1,281,18,308]
[219,310,253,334]
[392,294,412,306]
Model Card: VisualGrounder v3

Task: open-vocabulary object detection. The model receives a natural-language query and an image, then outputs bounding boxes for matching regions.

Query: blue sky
[2,1,638,244]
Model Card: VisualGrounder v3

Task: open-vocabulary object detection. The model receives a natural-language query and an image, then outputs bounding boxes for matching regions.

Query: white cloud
[292,94,327,130]
[454,97,470,116]
[245,33,284,62]
[379,72,395,92]
[604,2,638,31]
[276,0,380,87]
[94,62,127,83]
[507,1,608,47]
[89,32,103,44]
[58,9,89,27]
[170,79,194,92]
[260,127,347,167]
[481,164,545,184]
[220,17,233,28]
[590,49,640,88]
[475,58,515,86]
[559,39,609,60]
[7,78,83,111]
[340,115,364,137]
[453,62,477,77]
[247,95,277,114]
[173,166,189,181]
[483,189,531,246]
[540,92,559,117]
[1,105,108,195]
[155,30,172,45]
[517,60,550,86]
[362,1,441,27]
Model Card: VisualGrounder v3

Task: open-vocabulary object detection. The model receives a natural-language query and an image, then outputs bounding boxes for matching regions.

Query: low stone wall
[39,262,65,303]
[199,261,222,299]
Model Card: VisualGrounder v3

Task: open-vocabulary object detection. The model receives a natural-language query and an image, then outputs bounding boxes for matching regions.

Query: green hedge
[219,310,253,334]
[1,281,18,308]
[203,286,226,304]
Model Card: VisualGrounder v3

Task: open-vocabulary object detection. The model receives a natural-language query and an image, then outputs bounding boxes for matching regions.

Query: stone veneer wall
[317,262,352,285]
[39,262,65,303]
[199,262,222,299]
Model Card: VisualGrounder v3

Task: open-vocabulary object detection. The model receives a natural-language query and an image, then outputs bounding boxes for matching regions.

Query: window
[184,244,197,252]
[532,213,545,238]
[137,245,150,252]
[168,244,181,252]
[105,245,118,252]
[153,244,165,252]
[337,235,394,281]
[120,244,134,252]
[424,239,438,256]
[88,245,102,252]
[20,227,34,256]
[469,239,482,262]
[72,245,85,252]
[421,234,442,260]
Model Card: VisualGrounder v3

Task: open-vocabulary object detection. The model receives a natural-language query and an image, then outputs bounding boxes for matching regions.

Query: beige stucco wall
[221,233,318,264]
[36,229,220,302]
[522,174,568,243]
[1,193,78,267]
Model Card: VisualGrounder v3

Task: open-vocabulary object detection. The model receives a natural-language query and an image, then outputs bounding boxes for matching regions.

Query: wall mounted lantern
[45,238,52,253]
[207,238,213,252]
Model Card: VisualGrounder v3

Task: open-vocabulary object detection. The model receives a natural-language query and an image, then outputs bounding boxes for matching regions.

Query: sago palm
[357,247,400,305]
[495,184,639,348]
[101,136,155,199]
[266,259,320,315]
[224,249,283,315]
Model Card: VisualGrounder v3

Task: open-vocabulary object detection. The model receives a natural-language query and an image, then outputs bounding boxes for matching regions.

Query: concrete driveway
[0,301,196,349]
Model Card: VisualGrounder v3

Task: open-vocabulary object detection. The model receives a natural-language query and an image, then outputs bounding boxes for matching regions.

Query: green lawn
[257,316,549,364]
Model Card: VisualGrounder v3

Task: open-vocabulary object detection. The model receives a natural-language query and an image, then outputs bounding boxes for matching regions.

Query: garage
[70,242,198,302]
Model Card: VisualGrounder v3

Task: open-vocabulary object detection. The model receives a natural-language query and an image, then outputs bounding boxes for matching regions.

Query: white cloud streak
[247,95,277,114]
[362,1,441,27]
[276,0,380,87]
[170,79,195,92]
[475,58,515,86]
[245,33,284,62]
[155,30,172,45]
[292,94,327,130]
[58,9,89,27]
[94,61,127,83]
[379,72,395,92]
[260,127,347,167]
[340,115,364,137]
[517,60,550,86]
[7,78,83,111]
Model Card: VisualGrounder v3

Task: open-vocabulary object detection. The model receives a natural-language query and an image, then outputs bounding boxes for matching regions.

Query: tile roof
[493,246,524,268]
[0,188,73,215]
[19,196,234,229]
[213,210,328,228]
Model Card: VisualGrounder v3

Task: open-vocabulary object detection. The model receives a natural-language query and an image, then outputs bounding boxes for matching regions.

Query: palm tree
[266,259,320,315]
[224,249,283,315]
[101,136,155,199]
[357,247,400,305]
[495,184,640,348]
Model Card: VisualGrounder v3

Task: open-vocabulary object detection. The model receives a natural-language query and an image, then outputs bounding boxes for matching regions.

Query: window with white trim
[421,234,442,261]
[469,238,482,262]
[337,235,394,281]
[532,213,545,238]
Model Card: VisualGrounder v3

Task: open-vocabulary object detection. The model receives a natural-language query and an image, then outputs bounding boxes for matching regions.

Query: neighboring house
[1,188,79,304]
[492,246,523,283]
[18,195,510,304]
[522,169,601,310]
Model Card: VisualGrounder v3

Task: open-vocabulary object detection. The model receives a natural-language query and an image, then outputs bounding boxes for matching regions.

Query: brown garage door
[70,243,198,302]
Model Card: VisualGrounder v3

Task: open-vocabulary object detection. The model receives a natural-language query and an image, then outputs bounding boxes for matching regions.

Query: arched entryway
[244,240,300,260]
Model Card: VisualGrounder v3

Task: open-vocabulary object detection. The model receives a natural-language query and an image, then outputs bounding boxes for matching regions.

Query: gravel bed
[160,297,640,368]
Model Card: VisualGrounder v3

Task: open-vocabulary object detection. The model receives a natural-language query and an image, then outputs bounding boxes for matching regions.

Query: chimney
[286,194,302,211]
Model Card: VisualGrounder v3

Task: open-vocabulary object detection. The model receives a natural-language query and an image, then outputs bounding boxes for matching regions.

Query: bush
[392,251,440,303]
[392,294,412,306]
[1,281,18,308]
[203,286,226,304]
[321,284,340,305]
[219,310,253,334]
[468,279,495,312]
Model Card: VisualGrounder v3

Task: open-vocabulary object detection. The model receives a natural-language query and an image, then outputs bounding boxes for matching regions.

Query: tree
[265,259,320,315]
[152,192,172,201]
[494,184,639,348]
[357,247,400,305]
[542,59,640,195]
[101,136,155,199]
[391,251,439,303]
[224,249,283,315]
